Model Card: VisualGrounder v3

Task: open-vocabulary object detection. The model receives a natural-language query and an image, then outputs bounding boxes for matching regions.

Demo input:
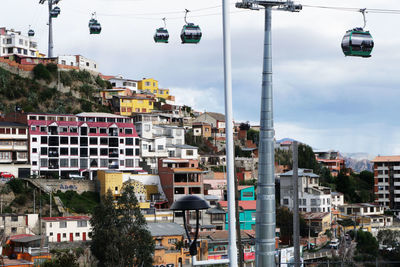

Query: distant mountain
[277,138,296,143]
[343,154,373,173]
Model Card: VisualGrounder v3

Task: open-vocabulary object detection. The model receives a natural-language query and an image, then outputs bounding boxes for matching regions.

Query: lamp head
[170,195,210,211]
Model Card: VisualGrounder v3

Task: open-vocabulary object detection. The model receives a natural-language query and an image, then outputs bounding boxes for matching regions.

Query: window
[60,148,68,155]
[100,128,107,134]
[32,137,37,142]
[63,233,67,238]
[80,137,88,146]
[70,127,78,133]
[77,221,87,227]
[32,148,37,153]
[70,137,78,144]
[100,148,108,156]
[49,232,53,236]
[135,149,140,156]
[70,148,78,155]
[125,128,133,134]
[11,227,17,233]
[157,145,164,151]
[60,158,68,167]
[283,199,289,205]
[90,148,97,156]
[11,216,18,222]
[60,137,68,144]
[187,150,193,156]
[126,159,134,167]
[90,137,98,145]
[41,136,47,144]
[41,147,47,155]
[89,128,97,134]
[80,159,88,169]
[60,221,67,228]
[70,159,78,167]
[100,138,108,145]
[100,159,108,167]
[126,138,134,145]
[125,149,134,156]
[80,148,88,157]
[75,233,80,237]
[168,238,177,244]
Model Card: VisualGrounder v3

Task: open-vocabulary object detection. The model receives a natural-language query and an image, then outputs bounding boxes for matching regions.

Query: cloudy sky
[2,0,400,156]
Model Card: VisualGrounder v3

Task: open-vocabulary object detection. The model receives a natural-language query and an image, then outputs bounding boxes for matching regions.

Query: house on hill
[193,112,226,140]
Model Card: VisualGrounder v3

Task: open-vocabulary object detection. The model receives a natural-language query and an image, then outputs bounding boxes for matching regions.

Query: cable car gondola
[180,9,202,44]
[50,6,61,18]
[154,18,169,43]
[341,9,374,58]
[28,25,35,37]
[89,13,102,34]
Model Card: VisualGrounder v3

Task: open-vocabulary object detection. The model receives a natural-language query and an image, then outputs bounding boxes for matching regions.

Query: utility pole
[222,0,238,265]
[292,141,300,267]
[235,1,301,266]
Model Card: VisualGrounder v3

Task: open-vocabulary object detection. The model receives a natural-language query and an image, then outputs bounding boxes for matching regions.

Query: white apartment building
[280,169,332,213]
[108,75,138,93]
[42,216,92,243]
[28,112,141,180]
[58,55,99,73]
[0,27,39,57]
[0,121,30,177]
[135,121,196,173]
[331,192,344,210]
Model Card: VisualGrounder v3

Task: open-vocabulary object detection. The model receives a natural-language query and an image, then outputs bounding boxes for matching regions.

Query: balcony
[48,164,59,169]
[108,164,119,169]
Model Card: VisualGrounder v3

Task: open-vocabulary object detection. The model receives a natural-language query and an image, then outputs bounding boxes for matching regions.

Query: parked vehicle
[68,173,85,180]
[0,172,15,179]
[330,238,340,249]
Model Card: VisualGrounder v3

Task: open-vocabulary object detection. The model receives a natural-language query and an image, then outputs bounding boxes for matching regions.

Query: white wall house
[0,27,39,57]
[135,121,195,173]
[331,192,344,210]
[108,75,138,93]
[58,55,99,73]
[280,169,332,214]
[42,216,92,243]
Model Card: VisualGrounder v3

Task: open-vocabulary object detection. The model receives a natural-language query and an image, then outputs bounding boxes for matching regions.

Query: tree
[356,229,378,256]
[42,252,79,267]
[377,229,400,247]
[239,122,250,131]
[298,144,320,173]
[90,186,154,267]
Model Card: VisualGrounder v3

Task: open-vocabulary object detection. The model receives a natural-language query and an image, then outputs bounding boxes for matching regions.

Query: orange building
[148,222,208,266]
[2,234,51,266]
[314,150,345,177]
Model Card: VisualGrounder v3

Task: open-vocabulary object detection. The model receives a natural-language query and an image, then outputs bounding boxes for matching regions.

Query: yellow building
[113,96,155,115]
[138,78,170,100]
[97,170,123,197]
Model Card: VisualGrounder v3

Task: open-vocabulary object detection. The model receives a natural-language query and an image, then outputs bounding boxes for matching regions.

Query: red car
[0,172,15,179]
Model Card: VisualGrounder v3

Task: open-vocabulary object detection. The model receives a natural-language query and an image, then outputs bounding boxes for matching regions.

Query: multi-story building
[135,121,196,173]
[372,156,400,214]
[331,192,344,210]
[314,150,345,177]
[0,214,39,236]
[28,112,141,179]
[302,212,331,236]
[193,122,212,138]
[41,216,92,242]
[57,55,99,73]
[0,27,39,57]
[158,158,205,207]
[107,75,138,92]
[112,95,156,115]
[0,121,30,177]
[100,88,133,106]
[193,112,226,139]
[338,203,393,234]
[138,78,171,100]
[280,169,332,214]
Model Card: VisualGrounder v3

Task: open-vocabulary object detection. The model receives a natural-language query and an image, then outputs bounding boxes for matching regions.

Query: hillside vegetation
[0,64,111,114]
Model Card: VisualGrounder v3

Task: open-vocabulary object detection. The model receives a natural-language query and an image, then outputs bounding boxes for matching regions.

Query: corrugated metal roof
[147,222,185,237]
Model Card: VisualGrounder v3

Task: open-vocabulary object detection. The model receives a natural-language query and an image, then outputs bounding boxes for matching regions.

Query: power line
[302,4,400,15]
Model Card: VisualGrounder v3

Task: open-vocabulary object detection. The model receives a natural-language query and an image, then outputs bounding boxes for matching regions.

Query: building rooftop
[372,156,400,162]
[302,212,330,220]
[201,112,226,122]
[198,230,254,241]
[0,121,27,127]
[42,216,90,221]
[173,168,204,173]
[219,200,256,210]
[147,222,185,237]
[280,169,319,178]
[76,112,129,118]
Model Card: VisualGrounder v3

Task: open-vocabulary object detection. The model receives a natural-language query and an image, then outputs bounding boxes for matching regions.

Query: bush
[60,71,72,86]
[7,179,25,194]
[33,64,52,82]
[46,63,58,76]
[14,195,27,206]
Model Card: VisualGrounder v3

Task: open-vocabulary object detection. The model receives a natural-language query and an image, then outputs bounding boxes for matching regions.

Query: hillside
[0,64,111,114]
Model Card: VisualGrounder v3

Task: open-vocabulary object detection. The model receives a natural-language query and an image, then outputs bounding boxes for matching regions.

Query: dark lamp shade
[170,195,210,211]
